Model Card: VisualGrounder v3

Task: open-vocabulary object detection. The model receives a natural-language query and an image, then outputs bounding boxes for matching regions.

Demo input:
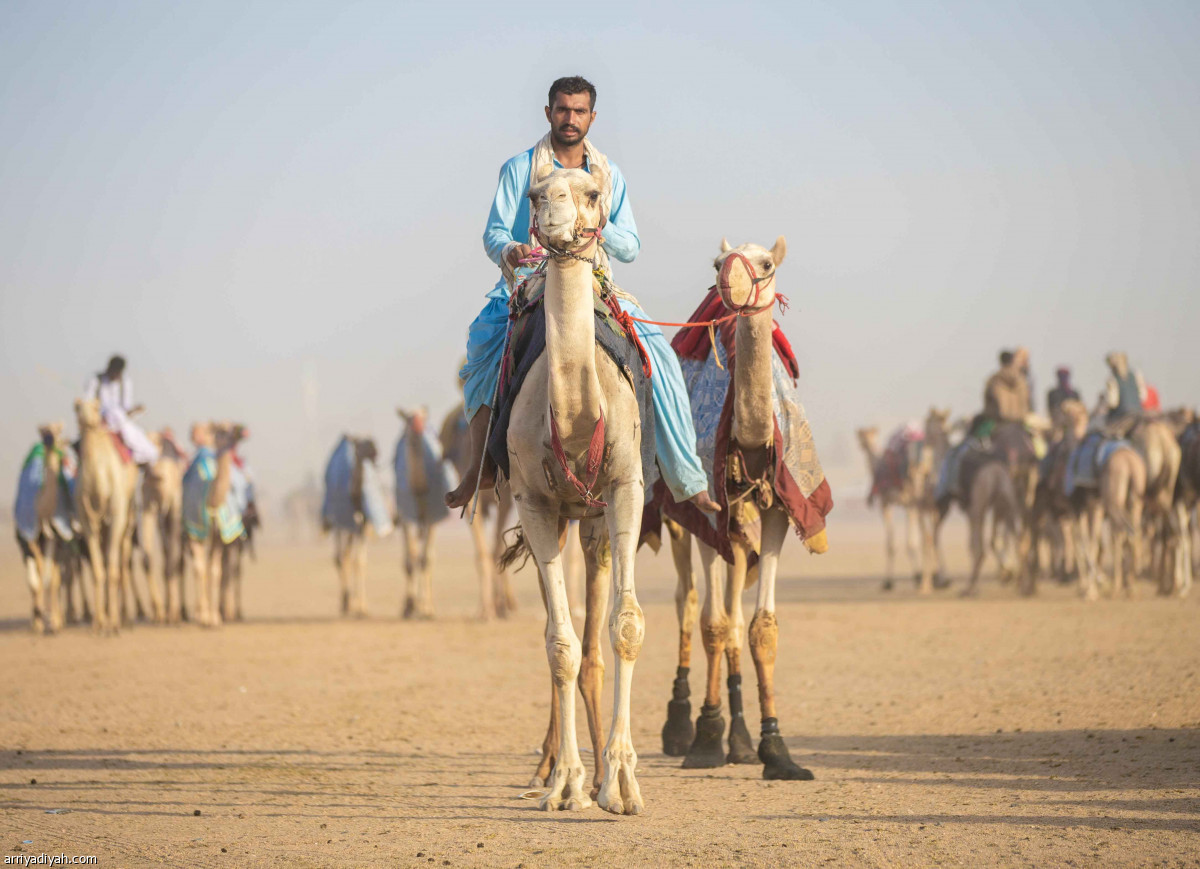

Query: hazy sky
[2,0,1197,505]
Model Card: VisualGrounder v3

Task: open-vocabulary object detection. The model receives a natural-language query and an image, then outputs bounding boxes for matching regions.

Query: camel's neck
[859,439,880,477]
[732,309,775,449]
[407,434,428,495]
[544,256,601,443]
[36,449,61,519]
[210,445,235,508]
[79,426,112,466]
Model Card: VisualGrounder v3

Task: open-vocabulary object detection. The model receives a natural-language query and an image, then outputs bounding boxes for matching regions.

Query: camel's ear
[720,237,732,253]
[396,407,409,420]
[73,399,83,413]
[770,235,787,267]
[536,163,555,183]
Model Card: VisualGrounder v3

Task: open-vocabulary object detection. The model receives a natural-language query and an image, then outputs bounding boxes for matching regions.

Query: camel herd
[12,166,1193,819]
[857,401,1198,601]
[15,401,257,636]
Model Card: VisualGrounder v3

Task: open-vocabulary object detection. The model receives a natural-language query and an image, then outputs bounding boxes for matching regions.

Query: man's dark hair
[999,350,1014,366]
[105,355,126,378]
[548,76,596,111]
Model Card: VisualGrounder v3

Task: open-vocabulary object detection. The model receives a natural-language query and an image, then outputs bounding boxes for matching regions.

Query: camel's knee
[699,612,728,655]
[579,651,605,690]
[610,595,644,662]
[748,610,779,666]
[546,633,582,686]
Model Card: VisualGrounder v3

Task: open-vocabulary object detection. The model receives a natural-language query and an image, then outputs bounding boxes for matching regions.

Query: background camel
[502,164,646,814]
[13,424,74,632]
[73,398,138,634]
[439,400,518,619]
[395,407,452,619]
[322,434,393,617]
[182,422,248,627]
[1061,401,1146,600]
[1127,417,1183,594]
[137,429,186,623]
[1170,409,1198,597]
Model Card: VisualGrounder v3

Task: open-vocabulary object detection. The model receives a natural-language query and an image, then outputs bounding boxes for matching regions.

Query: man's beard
[551,124,584,147]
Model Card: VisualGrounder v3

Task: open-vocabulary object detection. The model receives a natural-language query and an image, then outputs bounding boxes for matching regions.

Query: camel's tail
[497,524,532,572]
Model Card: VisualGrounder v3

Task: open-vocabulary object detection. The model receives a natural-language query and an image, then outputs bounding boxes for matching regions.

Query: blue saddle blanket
[322,437,394,536]
[182,447,246,544]
[394,429,455,525]
[1065,433,1129,495]
[13,444,76,543]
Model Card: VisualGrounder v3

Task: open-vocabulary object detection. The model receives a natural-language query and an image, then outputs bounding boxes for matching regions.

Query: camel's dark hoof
[682,705,725,769]
[727,714,757,764]
[401,596,416,619]
[662,669,694,757]
[759,731,814,781]
[932,571,951,590]
[881,578,894,591]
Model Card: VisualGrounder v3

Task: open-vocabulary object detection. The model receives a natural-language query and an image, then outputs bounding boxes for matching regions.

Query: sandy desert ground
[2,504,1198,867]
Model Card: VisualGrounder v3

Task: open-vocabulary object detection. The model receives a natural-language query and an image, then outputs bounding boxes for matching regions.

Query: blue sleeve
[602,161,640,264]
[483,156,526,267]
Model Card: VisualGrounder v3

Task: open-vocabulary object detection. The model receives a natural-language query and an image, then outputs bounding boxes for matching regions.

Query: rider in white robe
[82,355,160,465]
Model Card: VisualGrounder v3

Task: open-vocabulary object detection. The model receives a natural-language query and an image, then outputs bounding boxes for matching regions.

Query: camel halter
[716,250,777,314]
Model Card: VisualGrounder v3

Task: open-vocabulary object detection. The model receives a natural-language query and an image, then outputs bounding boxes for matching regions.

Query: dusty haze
[2,1,1197,505]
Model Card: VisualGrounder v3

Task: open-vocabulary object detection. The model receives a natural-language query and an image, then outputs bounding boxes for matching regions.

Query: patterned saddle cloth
[1065,432,1130,495]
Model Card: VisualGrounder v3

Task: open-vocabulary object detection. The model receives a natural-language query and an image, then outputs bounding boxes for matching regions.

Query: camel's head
[713,237,786,312]
[1105,351,1129,377]
[190,421,214,449]
[397,406,428,436]
[353,437,378,464]
[1060,399,1089,438]
[925,407,951,439]
[855,426,879,452]
[37,422,64,450]
[74,398,103,431]
[528,165,607,252]
[212,422,248,451]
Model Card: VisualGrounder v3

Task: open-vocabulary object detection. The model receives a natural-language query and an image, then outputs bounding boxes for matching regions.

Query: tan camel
[857,424,924,589]
[137,430,185,623]
[1170,408,1198,598]
[16,424,70,633]
[439,401,517,619]
[396,408,446,619]
[328,436,380,617]
[73,398,138,634]
[1062,402,1146,600]
[1127,418,1183,594]
[503,164,645,814]
[914,408,953,593]
[674,237,827,782]
[184,422,247,627]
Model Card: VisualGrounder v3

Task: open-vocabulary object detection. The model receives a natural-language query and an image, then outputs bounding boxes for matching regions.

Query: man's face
[545,91,595,147]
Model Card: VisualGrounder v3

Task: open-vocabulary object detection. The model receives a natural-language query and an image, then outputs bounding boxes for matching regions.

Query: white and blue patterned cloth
[393,428,455,526]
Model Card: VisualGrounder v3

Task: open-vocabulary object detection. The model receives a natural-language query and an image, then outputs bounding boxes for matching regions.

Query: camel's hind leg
[905,507,922,586]
[205,536,224,627]
[683,541,728,769]
[84,531,108,634]
[750,508,813,780]
[661,517,697,757]
[577,515,611,797]
[530,570,559,789]
[519,503,590,812]
[139,511,166,623]
[1174,502,1193,598]
[418,523,435,618]
[399,522,418,619]
[333,530,351,616]
[43,536,62,632]
[469,511,494,620]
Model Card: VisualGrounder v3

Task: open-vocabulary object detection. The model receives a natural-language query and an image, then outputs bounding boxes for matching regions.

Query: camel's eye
[588,192,599,204]
[762,261,773,271]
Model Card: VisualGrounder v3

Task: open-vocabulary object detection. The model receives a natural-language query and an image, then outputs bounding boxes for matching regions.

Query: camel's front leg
[353,533,368,617]
[188,537,211,625]
[84,531,108,634]
[881,502,896,589]
[661,517,697,757]
[905,507,922,585]
[519,504,590,812]
[750,508,813,780]
[1076,509,1101,602]
[1174,502,1193,598]
[577,516,611,797]
[419,523,436,618]
[22,540,47,634]
[206,538,224,627]
[598,478,645,815]
[139,512,166,623]
[44,536,62,632]
[530,571,558,788]
[333,530,350,616]
[493,499,518,616]
[724,543,757,765]
[683,541,728,769]
[399,522,418,619]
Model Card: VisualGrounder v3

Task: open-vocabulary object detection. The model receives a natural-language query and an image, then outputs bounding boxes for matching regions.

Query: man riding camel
[1102,351,1148,427]
[82,354,160,466]
[445,76,719,514]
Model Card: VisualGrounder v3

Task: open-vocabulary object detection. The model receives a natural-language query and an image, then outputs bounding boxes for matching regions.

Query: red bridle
[717,251,776,313]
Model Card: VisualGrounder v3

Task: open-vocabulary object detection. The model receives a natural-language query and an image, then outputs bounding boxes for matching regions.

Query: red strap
[599,293,653,378]
[549,406,607,508]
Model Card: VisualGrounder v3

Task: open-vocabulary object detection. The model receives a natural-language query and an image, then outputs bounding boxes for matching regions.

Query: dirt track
[2,508,1198,867]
